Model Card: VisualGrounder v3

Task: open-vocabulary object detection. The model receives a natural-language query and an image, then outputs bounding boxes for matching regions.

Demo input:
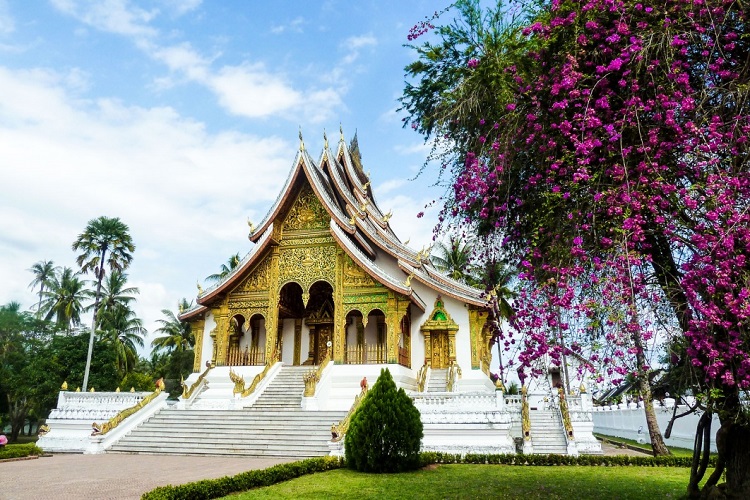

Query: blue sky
[0,0,453,348]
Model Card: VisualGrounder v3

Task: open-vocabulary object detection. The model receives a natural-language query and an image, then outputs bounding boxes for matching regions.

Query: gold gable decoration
[283,184,329,231]
[421,296,458,332]
[343,255,376,287]
[236,256,271,292]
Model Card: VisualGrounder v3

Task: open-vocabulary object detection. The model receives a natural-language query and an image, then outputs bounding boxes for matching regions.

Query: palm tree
[93,270,139,321]
[430,237,474,283]
[205,253,241,284]
[41,267,91,333]
[28,260,59,318]
[152,304,194,354]
[98,304,146,375]
[72,216,135,391]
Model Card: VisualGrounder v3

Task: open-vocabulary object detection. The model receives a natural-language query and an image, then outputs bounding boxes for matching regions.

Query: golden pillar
[265,245,281,361]
[191,318,205,372]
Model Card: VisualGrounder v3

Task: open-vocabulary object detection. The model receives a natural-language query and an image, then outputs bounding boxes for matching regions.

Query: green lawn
[227,464,695,499]
[594,433,703,458]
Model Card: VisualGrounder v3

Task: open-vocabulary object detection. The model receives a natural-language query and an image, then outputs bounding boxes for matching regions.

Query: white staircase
[528,409,569,454]
[427,369,448,392]
[108,366,346,457]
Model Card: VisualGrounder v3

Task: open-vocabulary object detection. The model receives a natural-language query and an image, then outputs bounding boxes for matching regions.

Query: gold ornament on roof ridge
[382,210,393,223]
[299,127,305,151]
[323,129,328,149]
[61,381,68,390]
[197,282,203,294]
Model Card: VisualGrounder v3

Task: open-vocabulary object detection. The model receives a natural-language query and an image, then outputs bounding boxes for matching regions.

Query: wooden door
[431,331,449,369]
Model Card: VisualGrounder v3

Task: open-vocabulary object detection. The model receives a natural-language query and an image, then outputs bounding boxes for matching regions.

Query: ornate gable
[282,183,329,232]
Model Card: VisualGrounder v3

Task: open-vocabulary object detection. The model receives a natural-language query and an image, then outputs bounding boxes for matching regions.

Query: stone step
[108,365,344,457]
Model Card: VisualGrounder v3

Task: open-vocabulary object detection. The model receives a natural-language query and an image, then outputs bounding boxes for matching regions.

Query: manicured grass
[227,464,696,499]
[595,433,702,458]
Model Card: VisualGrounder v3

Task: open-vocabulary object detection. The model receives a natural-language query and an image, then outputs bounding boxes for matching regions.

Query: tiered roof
[180,130,486,320]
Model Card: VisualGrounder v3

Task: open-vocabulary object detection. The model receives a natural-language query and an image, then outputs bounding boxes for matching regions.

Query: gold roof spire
[339,123,344,141]
[323,129,328,149]
[299,127,305,151]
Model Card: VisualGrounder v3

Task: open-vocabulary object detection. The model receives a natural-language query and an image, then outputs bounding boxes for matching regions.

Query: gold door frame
[420,297,458,367]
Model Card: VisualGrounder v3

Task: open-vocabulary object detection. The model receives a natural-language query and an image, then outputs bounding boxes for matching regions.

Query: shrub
[345,367,423,473]
[141,456,342,500]
[0,443,43,460]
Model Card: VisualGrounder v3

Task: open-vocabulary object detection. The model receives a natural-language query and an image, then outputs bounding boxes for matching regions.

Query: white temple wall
[281,318,295,365]
[409,303,426,367]
[201,311,217,367]
[371,246,406,281]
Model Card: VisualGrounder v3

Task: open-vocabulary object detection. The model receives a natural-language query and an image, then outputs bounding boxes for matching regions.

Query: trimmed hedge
[141,456,343,500]
[419,452,716,468]
[0,443,44,460]
[140,451,712,499]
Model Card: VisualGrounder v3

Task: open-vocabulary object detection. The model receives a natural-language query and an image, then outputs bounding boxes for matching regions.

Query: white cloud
[51,0,158,38]
[271,16,305,35]
[159,0,202,17]
[0,65,292,335]
[339,33,377,65]
[0,0,14,36]
[209,63,303,118]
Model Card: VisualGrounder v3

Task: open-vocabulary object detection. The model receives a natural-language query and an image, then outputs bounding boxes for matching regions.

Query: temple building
[179,129,496,394]
[38,130,600,457]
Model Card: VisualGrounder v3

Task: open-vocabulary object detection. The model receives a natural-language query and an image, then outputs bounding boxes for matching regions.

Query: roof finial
[299,127,305,151]
[197,281,203,295]
[382,210,393,223]
[339,123,344,141]
[323,129,328,149]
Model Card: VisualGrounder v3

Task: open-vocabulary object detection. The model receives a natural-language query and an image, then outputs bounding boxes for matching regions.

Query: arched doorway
[303,281,334,365]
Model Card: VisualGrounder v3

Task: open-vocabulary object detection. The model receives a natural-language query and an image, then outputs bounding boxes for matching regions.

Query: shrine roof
[198,131,487,312]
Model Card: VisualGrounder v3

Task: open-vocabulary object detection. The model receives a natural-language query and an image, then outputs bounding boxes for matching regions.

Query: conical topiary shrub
[345,367,423,472]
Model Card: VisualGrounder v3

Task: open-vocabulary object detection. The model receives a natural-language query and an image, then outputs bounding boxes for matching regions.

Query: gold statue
[197,281,203,294]
[382,210,393,223]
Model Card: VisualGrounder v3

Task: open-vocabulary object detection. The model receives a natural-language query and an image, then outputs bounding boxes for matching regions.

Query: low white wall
[593,403,719,452]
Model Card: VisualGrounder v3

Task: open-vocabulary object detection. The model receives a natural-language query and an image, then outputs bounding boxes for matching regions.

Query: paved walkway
[0,454,293,500]
[1,443,649,500]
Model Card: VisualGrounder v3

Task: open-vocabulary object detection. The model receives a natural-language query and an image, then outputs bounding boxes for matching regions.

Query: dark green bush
[345,367,423,473]
[140,456,342,500]
[0,443,43,460]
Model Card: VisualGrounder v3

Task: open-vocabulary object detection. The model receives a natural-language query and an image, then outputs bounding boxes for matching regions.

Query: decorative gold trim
[182,364,212,399]
[303,348,330,397]
[331,382,368,442]
[521,385,531,441]
[558,386,575,440]
[232,346,279,398]
[416,363,428,392]
[91,379,165,436]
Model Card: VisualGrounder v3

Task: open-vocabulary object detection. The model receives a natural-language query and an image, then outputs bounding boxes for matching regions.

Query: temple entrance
[303,281,334,365]
[430,331,450,369]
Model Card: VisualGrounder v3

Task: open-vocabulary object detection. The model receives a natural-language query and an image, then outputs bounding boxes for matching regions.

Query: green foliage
[0,443,44,460]
[345,368,423,473]
[119,372,155,392]
[417,452,713,468]
[140,456,343,500]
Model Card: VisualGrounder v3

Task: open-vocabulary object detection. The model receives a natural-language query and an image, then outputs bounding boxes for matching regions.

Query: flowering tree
[402,0,750,496]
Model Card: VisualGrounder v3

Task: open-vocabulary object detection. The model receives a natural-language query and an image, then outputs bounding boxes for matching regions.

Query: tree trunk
[721,422,750,498]
[632,326,670,456]
[638,375,671,456]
